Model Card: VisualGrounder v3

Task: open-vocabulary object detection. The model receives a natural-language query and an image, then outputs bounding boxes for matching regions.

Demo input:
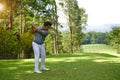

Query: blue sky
[56,0,120,32]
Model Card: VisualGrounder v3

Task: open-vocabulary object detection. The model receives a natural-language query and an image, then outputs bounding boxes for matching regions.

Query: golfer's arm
[31,24,44,35]
[31,26,36,33]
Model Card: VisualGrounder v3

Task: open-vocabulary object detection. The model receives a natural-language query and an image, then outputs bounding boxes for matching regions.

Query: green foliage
[60,0,87,53]
[81,31,107,44]
[45,31,64,54]
[62,32,71,53]
[58,32,64,53]
[106,27,120,53]
[45,32,54,54]
[20,31,34,58]
[0,27,19,59]
[20,31,34,49]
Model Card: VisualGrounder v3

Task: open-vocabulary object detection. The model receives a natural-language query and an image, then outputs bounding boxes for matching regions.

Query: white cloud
[77,0,120,25]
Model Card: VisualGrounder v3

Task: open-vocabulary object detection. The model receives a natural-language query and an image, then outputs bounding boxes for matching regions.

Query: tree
[106,27,120,53]
[81,31,107,44]
[0,27,19,59]
[74,8,87,52]
[60,0,87,53]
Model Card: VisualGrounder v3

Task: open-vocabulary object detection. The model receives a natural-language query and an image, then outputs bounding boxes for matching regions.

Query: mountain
[83,24,120,32]
[59,23,120,33]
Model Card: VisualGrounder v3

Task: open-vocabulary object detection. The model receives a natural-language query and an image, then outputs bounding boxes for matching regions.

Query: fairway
[0,53,120,80]
[81,44,116,53]
[81,44,119,57]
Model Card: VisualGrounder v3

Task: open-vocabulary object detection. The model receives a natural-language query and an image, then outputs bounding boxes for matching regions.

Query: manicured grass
[81,44,117,53]
[0,53,120,80]
[81,44,119,57]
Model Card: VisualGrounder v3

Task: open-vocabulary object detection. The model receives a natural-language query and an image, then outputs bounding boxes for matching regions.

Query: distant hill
[83,24,120,32]
[59,23,120,33]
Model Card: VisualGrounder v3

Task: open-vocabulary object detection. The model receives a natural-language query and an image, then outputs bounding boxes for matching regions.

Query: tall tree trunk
[78,39,81,52]
[18,49,25,59]
[19,1,25,59]
[53,22,58,54]
[69,14,74,53]
[53,1,59,54]
[54,32,57,54]
[19,14,25,59]
[70,26,73,53]
[23,17,25,33]
[9,0,13,29]
[20,12,22,34]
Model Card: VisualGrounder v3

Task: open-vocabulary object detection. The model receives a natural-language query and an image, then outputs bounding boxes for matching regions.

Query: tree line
[81,26,120,54]
[106,27,120,53]
[81,31,107,44]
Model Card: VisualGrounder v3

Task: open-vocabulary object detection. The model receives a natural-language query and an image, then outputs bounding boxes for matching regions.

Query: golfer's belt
[33,40,43,45]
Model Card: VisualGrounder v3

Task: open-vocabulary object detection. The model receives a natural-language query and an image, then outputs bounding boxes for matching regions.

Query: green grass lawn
[81,44,117,53]
[81,44,119,57]
[0,53,120,80]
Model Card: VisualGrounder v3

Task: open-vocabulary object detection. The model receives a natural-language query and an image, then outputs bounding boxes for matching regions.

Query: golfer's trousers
[32,41,46,71]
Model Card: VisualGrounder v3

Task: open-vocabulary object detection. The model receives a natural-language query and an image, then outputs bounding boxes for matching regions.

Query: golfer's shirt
[33,26,49,45]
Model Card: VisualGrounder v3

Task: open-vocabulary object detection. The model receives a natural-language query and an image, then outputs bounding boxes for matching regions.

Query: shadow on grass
[0,53,120,80]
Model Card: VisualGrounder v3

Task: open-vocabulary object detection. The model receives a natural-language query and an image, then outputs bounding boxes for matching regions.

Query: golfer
[31,21,52,73]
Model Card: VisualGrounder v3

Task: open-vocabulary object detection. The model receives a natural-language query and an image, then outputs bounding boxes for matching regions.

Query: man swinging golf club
[31,21,52,73]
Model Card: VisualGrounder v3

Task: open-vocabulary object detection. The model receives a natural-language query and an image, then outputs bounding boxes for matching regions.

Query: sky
[56,0,120,32]
[77,0,120,25]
